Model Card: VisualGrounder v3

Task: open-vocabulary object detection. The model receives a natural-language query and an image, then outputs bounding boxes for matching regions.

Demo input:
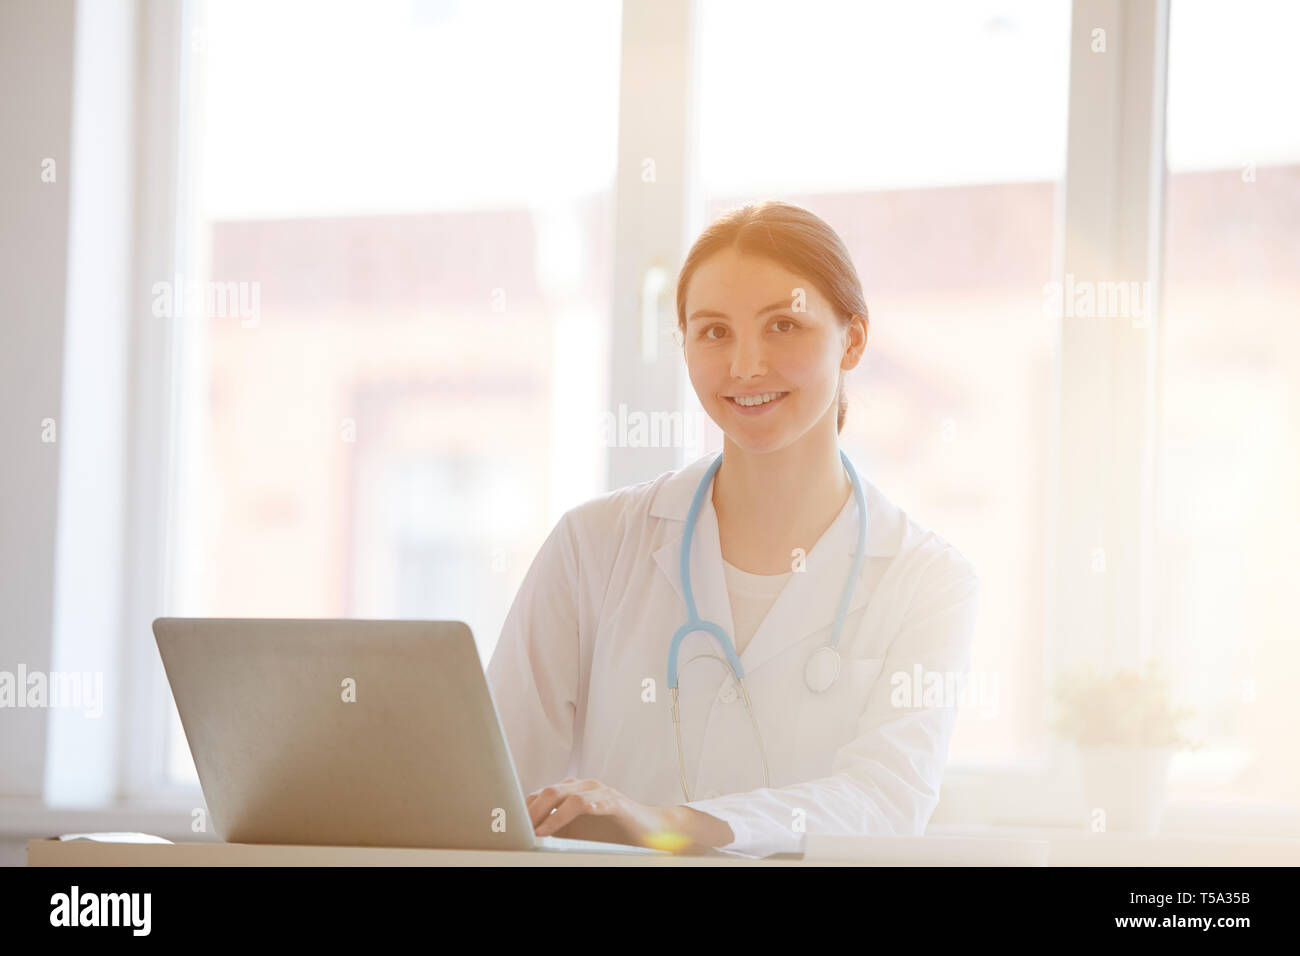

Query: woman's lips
[725,391,789,415]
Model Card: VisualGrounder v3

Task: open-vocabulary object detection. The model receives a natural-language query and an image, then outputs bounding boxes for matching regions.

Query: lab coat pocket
[833,656,887,742]
[846,656,886,701]
[799,655,887,753]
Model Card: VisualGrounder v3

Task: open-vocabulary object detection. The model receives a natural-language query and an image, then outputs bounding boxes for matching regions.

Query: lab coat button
[718,680,738,703]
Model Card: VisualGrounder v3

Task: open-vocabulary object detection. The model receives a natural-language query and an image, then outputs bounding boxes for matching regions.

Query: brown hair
[674,201,868,434]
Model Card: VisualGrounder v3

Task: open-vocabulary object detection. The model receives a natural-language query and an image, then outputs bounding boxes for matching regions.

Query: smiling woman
[487,200,980,858]
[677,201,869,439]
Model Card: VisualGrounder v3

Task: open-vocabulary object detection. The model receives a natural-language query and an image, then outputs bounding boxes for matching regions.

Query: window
[121,0,1295,827]
[1156,0,1300,803]
[163,0,621,785]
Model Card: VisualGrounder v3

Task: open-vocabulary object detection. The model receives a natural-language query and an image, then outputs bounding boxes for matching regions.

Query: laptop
[152,618,665,856]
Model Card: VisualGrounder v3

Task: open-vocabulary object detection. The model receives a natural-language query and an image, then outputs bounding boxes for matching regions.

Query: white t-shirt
[721,558,793,656]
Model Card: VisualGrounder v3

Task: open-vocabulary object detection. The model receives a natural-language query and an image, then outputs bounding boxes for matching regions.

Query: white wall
[0,0,78,801]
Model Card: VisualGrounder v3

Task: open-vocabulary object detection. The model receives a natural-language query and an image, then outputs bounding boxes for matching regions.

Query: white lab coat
[486,451,980,858]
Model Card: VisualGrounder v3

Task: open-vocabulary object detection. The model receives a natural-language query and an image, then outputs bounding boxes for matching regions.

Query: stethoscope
[666,448,868,802]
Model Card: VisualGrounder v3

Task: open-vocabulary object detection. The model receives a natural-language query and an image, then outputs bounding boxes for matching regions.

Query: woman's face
[682,246,860,454]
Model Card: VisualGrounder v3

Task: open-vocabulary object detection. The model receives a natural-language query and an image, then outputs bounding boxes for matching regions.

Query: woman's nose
[729,334,768,378]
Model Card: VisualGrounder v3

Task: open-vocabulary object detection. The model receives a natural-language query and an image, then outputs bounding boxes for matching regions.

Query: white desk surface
[27,826,1300,866]
[26,840,796,867]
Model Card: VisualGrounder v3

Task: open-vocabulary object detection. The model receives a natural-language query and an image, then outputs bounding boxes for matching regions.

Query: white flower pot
[1077,745,1176,835]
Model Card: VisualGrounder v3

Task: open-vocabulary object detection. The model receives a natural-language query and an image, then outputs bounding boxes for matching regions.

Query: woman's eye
[773,317,796,332]
[702,325,726,340]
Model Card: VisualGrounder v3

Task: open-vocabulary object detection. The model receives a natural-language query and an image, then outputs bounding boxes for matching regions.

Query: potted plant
[1050,659,1198,835]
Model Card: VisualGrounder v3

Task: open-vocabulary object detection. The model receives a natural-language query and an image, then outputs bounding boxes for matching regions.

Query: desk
[26,840,798,866]
[27,827,1300,866]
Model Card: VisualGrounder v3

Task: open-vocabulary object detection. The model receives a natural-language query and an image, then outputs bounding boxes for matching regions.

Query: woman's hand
[526,778,732,852]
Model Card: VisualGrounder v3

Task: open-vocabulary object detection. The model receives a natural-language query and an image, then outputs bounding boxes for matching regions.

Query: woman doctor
[486,201,980,858]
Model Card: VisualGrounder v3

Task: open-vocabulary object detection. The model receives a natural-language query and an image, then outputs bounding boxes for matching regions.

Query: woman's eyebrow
[687,298,796,324]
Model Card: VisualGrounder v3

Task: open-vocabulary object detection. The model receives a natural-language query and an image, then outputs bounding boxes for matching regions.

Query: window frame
[118,0,201,803]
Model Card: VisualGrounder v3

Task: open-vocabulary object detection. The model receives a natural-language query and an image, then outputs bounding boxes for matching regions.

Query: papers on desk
[803,834,1049,866]
[56,832,174,844]
[536,835,666,855]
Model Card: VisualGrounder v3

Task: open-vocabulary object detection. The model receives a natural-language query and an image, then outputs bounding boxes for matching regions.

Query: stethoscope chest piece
[804,644,842,694]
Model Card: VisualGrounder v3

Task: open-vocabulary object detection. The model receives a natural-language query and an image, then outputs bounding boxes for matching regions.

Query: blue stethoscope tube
[666,449,868,801]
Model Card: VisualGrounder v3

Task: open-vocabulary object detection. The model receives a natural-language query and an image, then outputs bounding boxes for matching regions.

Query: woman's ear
[841,314,867,371]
